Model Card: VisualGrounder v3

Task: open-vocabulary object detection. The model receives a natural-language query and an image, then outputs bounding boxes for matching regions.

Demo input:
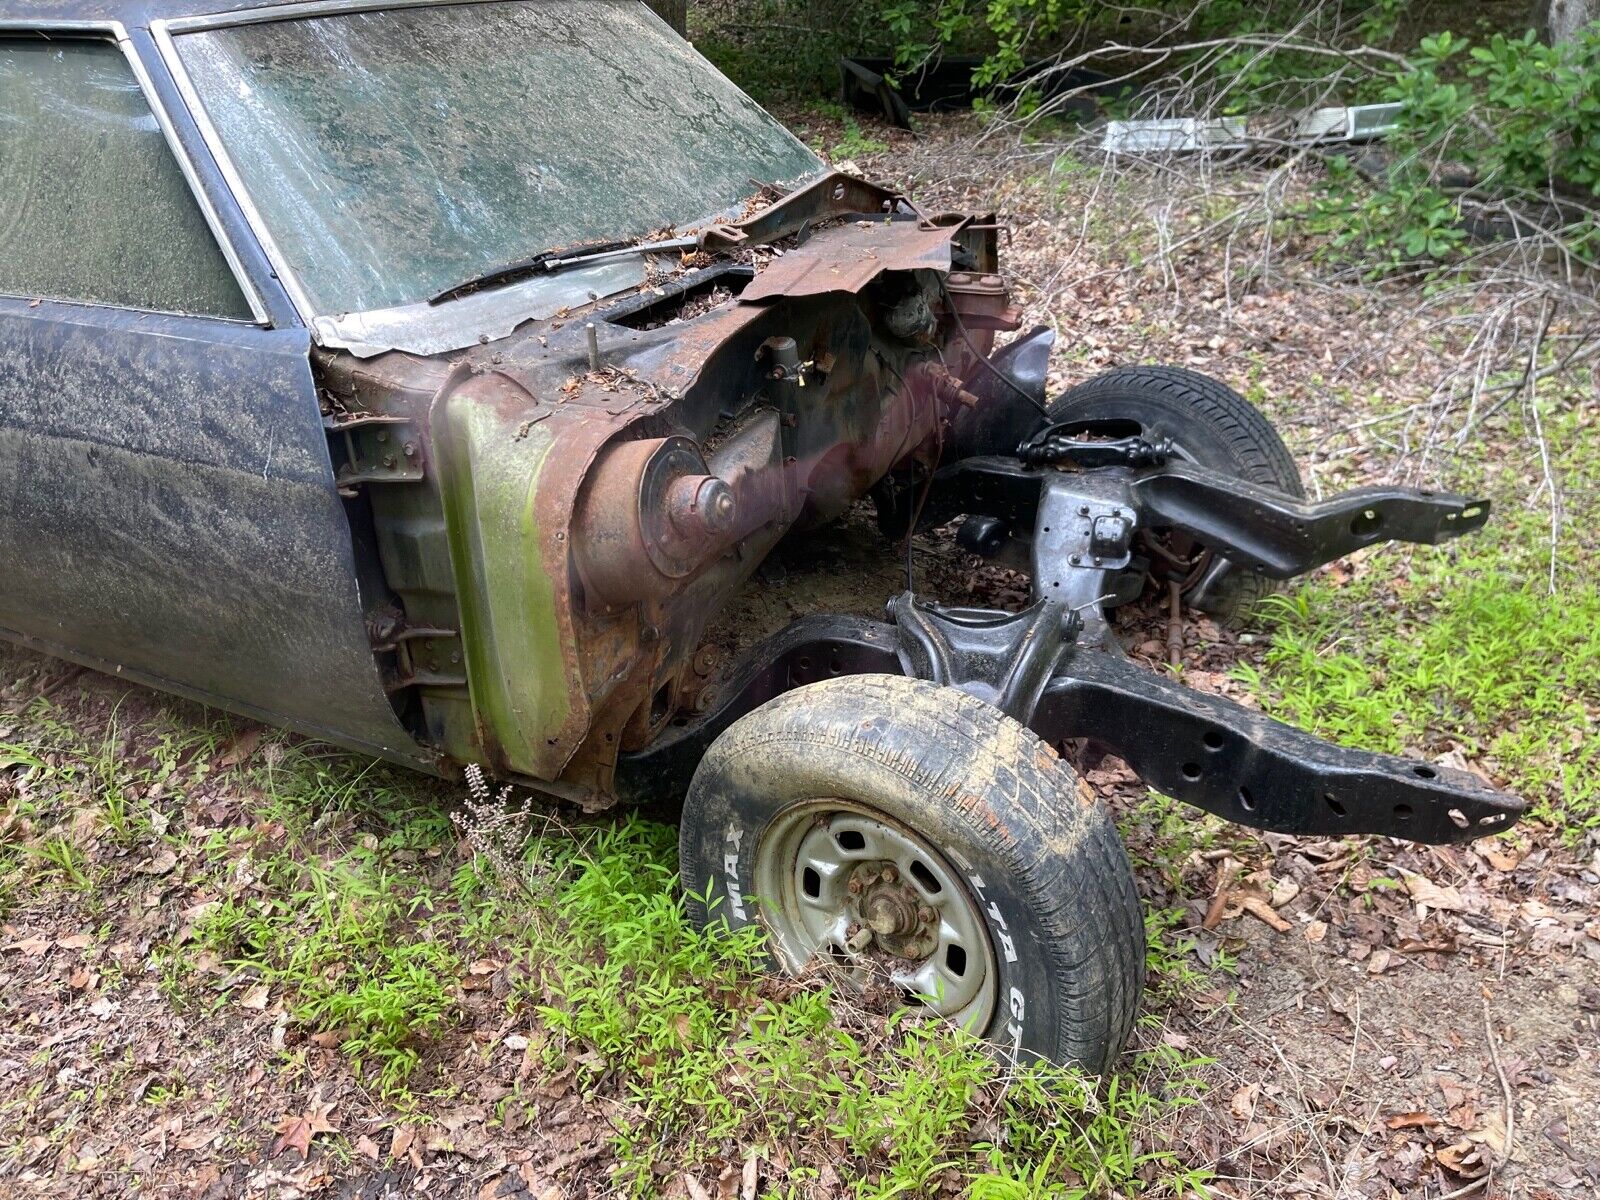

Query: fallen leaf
[1386,1112,1441,1130]
[1240,895,1292,932]
[391,1124,420,1166]
[741,1152,759,1200]
[237,983,271,1011]
[218,727,263,768]
[1437,1140,1489,1178]
[1481,846,1521,872]
[685,1175,712,1200]
[1230,1083,1260,1121]
[1399,869,1467,913]
[272,1097,339,1159]
[136,849,179,877]
[356,1135,381,1160]
[2,936,48,956]
[178,1127,219,1151]
[56,933,92,951]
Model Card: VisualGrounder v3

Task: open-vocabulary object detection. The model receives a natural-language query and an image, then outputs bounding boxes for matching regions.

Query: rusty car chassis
[2,0,1522,1066]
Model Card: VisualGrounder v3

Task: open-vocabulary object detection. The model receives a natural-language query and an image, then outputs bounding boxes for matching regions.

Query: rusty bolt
[982,274,1003,286]
[880,865,897,884]
[668,475,737,538]
[402,442,418,458]
[917,905,936,924]
[847,876,864,894]
[845,927,874,954]
[949,272,972,284]
[382,455,396,468]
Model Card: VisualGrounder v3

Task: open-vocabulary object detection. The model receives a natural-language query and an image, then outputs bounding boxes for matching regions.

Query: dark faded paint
[0,298,432,766]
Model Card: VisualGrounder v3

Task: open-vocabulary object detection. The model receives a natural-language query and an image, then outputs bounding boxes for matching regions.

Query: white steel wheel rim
[753,798,998,1034]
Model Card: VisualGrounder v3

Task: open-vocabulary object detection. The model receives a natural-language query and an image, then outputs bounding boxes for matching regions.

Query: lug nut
[917,905,936,923]
[847,876,863,894]
[880,865,897,884]
[845,926,874,953]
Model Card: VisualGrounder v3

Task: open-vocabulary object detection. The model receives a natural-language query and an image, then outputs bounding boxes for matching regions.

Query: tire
[679,674,1144,1074]
[1047,365,1305,623]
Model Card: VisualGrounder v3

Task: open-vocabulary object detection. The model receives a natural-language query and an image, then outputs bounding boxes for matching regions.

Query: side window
[0,37,252,319]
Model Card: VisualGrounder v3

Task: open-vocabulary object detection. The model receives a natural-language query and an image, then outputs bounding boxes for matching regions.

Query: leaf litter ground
[2,115,1597,1199]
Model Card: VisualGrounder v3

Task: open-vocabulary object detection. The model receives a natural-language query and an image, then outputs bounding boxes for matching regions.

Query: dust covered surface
[2,112,1598,1199]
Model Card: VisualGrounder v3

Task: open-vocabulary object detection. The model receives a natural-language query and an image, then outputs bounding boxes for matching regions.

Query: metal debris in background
[1101,116,1249,154]
[1102,102,1403,154]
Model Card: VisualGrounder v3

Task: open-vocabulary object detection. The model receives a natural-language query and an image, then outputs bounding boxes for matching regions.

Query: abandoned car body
[0,0,1524,1070]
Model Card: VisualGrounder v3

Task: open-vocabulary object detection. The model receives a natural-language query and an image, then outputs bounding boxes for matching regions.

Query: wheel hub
[753,799,998,1031]
[852,863,939,958]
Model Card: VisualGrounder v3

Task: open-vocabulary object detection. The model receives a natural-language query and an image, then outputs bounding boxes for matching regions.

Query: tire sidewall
[1048,368,1304,621]
[681,682,1131,1067]
[1048,391,1287,488]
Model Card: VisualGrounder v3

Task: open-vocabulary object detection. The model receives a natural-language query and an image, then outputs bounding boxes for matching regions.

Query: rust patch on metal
[741,218,964,302]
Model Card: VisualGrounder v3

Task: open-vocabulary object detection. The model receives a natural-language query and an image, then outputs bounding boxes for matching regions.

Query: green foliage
[192,845,465,1096]
[1307,22,1600,270]
[807,100,892,161]
[1238,410,1600,837]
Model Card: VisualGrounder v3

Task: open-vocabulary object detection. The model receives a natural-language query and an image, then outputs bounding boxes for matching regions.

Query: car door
[0,28,429,768]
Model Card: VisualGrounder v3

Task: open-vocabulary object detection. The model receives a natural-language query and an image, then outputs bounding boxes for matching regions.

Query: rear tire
[679,674,1144,1074]
[1048,365,1304,623]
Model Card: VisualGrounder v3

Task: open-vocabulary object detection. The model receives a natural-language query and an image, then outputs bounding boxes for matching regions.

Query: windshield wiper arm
[428,223,748,306]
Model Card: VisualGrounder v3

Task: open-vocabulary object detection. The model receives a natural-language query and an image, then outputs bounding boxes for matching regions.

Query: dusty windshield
[173,1,824,317]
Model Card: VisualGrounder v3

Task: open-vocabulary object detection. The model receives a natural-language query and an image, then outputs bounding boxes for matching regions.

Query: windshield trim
[314,254,655,357]
[151,0,786,341]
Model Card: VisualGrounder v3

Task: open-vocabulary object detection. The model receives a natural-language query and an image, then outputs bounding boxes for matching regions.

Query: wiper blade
[428,224,748,306]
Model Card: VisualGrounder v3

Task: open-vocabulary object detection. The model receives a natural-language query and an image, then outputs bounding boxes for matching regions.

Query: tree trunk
[1534,0,1596,43]
[647,0,687,34]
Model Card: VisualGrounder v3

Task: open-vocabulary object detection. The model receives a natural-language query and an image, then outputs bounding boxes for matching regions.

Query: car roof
[3,0,450,31]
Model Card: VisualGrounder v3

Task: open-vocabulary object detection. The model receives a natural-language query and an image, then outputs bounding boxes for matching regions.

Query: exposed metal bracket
[325,413,426,494]
[615,606,1526,845]
[1030,474,1139,649]
[888,592,1079,725]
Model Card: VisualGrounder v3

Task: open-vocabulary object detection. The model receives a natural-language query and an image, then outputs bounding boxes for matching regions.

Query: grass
[1237,401,1600,837]
[1,672,1216,1194]
[805,99,893,162]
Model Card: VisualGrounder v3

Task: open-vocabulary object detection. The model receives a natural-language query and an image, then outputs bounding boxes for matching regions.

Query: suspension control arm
[1129,463,1491,579]
[1034,647,1521,843]
[617,601,1524,843]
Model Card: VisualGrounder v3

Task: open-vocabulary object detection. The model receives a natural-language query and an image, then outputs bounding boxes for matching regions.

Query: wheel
[679,674,1144,1074]
[1047,365,1305,623]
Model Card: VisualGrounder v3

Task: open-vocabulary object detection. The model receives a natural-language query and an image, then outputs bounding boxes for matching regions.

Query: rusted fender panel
[740,218,962,302]
[0,300,431,768]
[429,369,608,781]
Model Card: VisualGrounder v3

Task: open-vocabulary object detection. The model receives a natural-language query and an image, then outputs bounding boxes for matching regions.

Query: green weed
[1240,407,1600,837]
